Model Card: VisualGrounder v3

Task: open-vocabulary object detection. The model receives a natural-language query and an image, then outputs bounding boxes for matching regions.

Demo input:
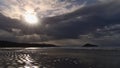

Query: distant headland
[0,41,58,47]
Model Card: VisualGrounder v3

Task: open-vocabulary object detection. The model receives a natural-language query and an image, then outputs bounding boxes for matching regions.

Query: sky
[0,0,120,47]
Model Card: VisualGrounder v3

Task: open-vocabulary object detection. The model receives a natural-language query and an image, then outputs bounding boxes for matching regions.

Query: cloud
[87,33,120,47]
[12,28,22,35]
[43,39,87,46]
[42,1,120,39]
[0,0,86,20]
[98,0,120,3]
[16,34,41,42]
[41,1,120,46]
[0,29,17,41]
[0,0,120,46]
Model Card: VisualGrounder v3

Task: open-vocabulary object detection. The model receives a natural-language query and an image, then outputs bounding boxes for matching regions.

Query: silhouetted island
[0,41,58,47]
[82,43,98,47]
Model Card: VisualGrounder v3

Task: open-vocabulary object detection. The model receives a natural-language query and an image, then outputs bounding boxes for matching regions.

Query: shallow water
[0,47,120,68]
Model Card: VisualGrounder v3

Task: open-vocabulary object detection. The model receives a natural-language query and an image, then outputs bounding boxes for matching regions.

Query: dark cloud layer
[43,2,120,39]
[0,1,120,46]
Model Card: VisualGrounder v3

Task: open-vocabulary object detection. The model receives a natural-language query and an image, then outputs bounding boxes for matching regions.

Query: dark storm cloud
[42,1,120,39]
[0,14,24,31]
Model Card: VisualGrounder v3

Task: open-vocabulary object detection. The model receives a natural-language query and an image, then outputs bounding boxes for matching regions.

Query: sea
[0,47,120,68]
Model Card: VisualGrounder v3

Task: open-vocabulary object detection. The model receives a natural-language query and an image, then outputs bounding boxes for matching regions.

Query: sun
[23,11,38,25]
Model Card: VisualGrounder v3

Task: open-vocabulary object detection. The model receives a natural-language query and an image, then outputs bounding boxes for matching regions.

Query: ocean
[0,47,120,68]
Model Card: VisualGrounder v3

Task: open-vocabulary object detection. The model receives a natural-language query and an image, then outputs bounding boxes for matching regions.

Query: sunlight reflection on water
[0,47,120,68]
[19,54,39,68]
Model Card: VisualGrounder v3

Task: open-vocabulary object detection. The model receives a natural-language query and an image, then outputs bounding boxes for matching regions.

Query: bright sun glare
[23,11,38,25]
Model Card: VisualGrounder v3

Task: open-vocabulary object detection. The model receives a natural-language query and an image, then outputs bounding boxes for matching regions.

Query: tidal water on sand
[0,47,120,68]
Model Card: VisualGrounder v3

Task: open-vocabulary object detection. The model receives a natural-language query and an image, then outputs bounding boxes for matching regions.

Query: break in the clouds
[0,0,87,20]
[0,0,120,46]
